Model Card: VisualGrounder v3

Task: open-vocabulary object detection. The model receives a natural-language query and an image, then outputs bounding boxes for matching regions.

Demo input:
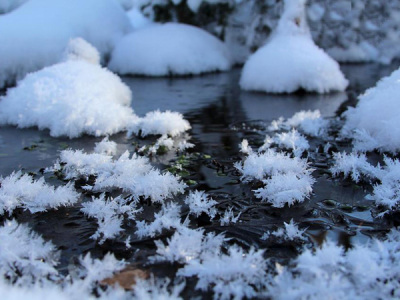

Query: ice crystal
[179,246,267,300]
[81,194,142,244]
[135,203,183,238]
[0,220,59,281]
[0,171,79,215]
[184,191,217,219]
[59,150,186,203]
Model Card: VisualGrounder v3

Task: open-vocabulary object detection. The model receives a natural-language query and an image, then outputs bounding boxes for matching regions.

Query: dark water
[0,63,399,276]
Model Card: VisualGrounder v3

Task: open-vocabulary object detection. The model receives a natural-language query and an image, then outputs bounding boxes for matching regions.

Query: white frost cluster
[0,220,59,281]
[94,137,118,156]
[262,219,307,241]
[81,194,142,244]
[109,23,231,76]
[270,230,400,299]
[0,0,131,88]
[343,67,400,153]
[273,129,309,157]
[129,110,191,137]
[135,203,183,238]
[240,0,348,93]
[236,150,315,207]
[269,110,329,137]
[0,171,79,215]
[330,152,377,183]
[184,190,217,218]
[179,246,267,300]
[59,150,186,203]
[153,227,224,264]
[331,152,400,215]
[0,39,135,138]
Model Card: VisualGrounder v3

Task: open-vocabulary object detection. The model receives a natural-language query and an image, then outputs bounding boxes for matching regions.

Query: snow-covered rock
[0,39,135,138]
[109,23,231,76]
[240,0,348,94]
[0,0,132,88]
[343,68,400,153]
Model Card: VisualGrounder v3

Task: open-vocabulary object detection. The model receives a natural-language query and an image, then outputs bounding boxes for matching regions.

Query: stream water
[0,63,399,282]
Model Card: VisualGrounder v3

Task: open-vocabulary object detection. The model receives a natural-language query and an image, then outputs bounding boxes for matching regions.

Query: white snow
[94,137,118,156]
[0,220,59,281]
[0,40,135,138]
[235,150,315,207]
[179,245,267,300]
[58,150,186,203]
[343,67,400,153]
[81,194,142,244]
[262,219,307,241]
[184,190,217,218]
[270,230,400,299]
[0,0,132,88]
[135,202,183,238]
[240,0,348,94]
[129,110,191,137]
[108,23,231,76]
[0,171,79,215]
[153,227,225,263]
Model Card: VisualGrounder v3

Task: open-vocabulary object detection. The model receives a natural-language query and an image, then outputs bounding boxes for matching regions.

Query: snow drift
[343,67,400,153]
[109,23,231,76]
[0,0,132,88]
[240,0,348,94]
[0,39,135,138]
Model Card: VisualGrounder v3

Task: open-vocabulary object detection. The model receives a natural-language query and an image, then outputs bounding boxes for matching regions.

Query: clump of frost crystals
[240,0,348,93]
[94,136,117,156]
[135,203,183,238]
[269,110,329,137]
[0,220,59,281]
[343,67,400,152]
[128,110,191,137]
[152,227,225,264]
[81,194,142,244]
[58,149,186,203]
[270,229,400,299]
[0,39,136,138]
[331,152,400,215]
[262,219,307,241]
[0,171,79,215]
[273,129,309,156]
[184,190,217,218]
[235,150,315,207]
[109,23,231,76]
[178,245,267,299]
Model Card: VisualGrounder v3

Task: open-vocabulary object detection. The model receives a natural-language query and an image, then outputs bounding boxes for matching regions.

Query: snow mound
[343,68,400,153]
[0,43,135,138]
[240,0,348,94]
[0,0,131,88]
[129,110,191,137]
[109,23,231,76]
[63,37,100,65]
[0,171,79,215]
